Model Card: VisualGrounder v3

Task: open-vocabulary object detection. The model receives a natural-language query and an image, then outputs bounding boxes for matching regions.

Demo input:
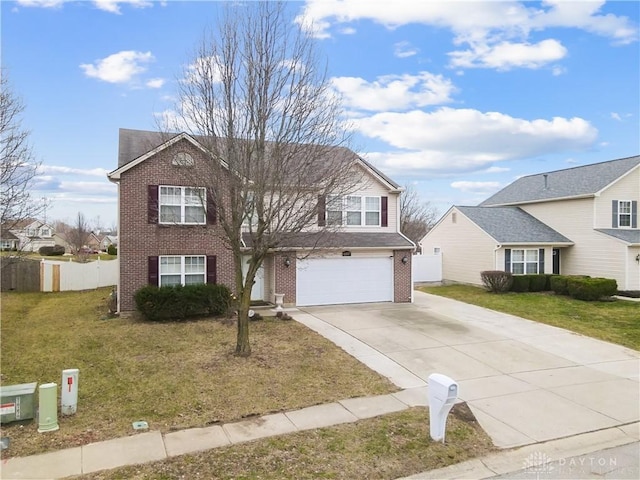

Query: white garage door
[297,257,393,306]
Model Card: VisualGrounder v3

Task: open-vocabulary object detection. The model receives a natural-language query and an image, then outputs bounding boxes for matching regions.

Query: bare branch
[400,184,439,250]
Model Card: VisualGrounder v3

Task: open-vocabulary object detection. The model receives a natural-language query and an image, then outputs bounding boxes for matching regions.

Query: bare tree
[400,184,439,251]
[168,2,359,356]
[0,72,44,253]
[66,212,91,260]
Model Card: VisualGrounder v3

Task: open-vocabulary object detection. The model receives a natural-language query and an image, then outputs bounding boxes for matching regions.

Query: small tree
[169,2,360,356]
[0,71,44,265]
[400,184,439,250]
[66,212,91,261]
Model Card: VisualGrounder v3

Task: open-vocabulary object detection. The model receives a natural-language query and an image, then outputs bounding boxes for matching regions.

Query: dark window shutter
[148,185,159,224]
[381,196,388,227]
[504,248,511,272]
[632,201,638,228]
[317,195,326,227]
[206,255,217,284]
[538,248,545,274]
[612,200,618,228]
[206,189,217,225]
[148,256,159,285]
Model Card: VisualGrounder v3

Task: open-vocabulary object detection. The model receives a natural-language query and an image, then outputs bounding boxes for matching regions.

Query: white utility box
[428,373,458,442]
[61,368,79,415]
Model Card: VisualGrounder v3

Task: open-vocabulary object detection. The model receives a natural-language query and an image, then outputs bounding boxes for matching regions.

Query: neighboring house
[108,128,415,314]
[99,234,118,251]
[0,229,19,251]
[5,219,56,252]
[421,155,640,291]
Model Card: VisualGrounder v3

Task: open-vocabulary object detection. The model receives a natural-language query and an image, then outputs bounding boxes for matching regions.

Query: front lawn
[1,288,497,478]
[418,285,640,350]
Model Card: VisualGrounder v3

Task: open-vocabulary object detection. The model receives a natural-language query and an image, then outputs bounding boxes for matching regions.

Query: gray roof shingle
[595,229,640,245]
[457,206,573,244]
[242,231,414,250]
[481,155,640,206]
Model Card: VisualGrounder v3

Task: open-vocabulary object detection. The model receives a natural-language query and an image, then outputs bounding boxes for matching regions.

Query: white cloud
[331,72,455,112]
[39,165,111,177]
[449,39,567,70]
[297,0,637,71]
[16,0,64,7]
[611,112,622,121]
[58,181,117,195]
[451,181,501,193]
[93,0,153,14]
[354,107,597,174]
[394,41,419,58]
[80,50,154,84]
[146,78,165,89]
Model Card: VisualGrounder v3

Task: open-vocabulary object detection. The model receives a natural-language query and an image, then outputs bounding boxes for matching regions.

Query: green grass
[418,285,640,350]
[1,288,397,458]
[75,405,495,480]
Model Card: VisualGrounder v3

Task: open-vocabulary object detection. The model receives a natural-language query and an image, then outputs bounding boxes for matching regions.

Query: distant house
[0,229,19,251]
[4,219,56,252]
[421,155,640,291]
[99,234,118,251]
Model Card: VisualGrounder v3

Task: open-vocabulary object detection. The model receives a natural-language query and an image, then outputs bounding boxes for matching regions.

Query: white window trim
[511,248,539,275]
[618,200,632,229]
[159,186,206,225]
[326,195,381,227]
[159,255,206,287]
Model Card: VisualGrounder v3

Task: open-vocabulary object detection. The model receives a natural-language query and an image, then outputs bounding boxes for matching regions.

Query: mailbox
[428,373,458,442]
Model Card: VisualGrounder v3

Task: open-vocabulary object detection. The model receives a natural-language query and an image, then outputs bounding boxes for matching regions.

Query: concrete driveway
[296,290,640,449]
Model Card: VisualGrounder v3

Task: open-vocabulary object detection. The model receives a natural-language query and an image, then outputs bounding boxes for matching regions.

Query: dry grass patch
[76,405,495,480]
[1,288,397,458]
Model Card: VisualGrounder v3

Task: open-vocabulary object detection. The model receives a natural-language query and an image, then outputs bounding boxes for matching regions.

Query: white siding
[421,208,498,286]
[595,167,640,229]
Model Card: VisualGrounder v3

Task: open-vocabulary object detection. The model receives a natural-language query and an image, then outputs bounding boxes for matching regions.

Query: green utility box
[0,382,38,423]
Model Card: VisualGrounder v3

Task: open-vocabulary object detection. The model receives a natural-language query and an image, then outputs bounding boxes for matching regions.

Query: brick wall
[273,252,296,305]
[393,250,412,303]
[118,139,235,313]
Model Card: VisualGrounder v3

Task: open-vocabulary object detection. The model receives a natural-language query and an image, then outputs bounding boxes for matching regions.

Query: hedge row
[480,272,617,301]
[39,245,66,256]
[134,283,233,321]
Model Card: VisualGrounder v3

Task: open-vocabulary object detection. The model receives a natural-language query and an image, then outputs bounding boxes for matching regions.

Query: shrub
[510,275,530,292]
[38,245,65,256]
[107,244,117,256]
[134,283,232,321]
[480,270,513,293]
[528,274,548,292]
[567,277,617,301]
[550,275,591,296]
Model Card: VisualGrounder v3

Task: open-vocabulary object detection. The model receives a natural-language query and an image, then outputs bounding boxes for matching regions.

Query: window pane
[365,211,380,226]
[185,188,203,205]
[346,196,361,211]
[185,274,205,285]
[160,206,181,223]
[365,197,380,211]
[526,263,538,274]
[512,250,524,261]
[620,215,631,227]
[619,201,631,214]
[160,275,181,286]
[185,256,205,273]
[525,250,538,262]
[327,211,342,226]
[185,206,205,223]
[160,187,181,205]
[347,211,361,225]
[512,263,524,274]
[160,257,181,274]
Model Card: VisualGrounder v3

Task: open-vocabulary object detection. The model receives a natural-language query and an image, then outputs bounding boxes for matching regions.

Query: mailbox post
[428,373,458,442]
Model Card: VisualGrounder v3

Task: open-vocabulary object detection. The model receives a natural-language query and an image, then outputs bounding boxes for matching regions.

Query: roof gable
[457,206,573,244]
[481,155,640,206]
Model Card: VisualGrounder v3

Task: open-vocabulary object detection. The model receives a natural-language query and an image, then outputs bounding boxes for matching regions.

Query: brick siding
[393,250,412,302]
[273,253,296,305]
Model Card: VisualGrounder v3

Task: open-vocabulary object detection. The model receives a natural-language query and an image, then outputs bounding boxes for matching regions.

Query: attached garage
[296,256,393,306]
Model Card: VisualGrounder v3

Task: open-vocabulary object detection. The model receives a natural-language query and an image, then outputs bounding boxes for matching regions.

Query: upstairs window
[40,228,51,237]
[618,200,632,228]
[326,195,383,227]
[159,186,206,224]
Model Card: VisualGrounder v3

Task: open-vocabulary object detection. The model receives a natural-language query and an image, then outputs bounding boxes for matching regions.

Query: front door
[552,248,560,275]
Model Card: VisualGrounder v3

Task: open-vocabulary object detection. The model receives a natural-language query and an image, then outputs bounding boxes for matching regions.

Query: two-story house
[421,155,640,291]
[3,219,56,252]
[108,129,415,315]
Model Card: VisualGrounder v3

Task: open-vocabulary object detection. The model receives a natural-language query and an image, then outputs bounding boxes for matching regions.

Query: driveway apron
[298,291,640,448]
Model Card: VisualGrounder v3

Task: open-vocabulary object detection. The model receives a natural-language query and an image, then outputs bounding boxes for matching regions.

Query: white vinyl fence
[412,253,442,282]
[41,258,118,292]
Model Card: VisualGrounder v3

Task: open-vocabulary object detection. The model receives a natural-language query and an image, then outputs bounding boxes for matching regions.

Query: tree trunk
[235,289,252,356]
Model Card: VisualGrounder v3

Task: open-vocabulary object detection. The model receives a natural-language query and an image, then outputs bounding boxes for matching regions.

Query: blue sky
[3,0,639,228]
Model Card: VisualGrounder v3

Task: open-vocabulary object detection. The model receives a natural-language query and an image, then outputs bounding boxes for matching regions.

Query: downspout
[494,244,502,271]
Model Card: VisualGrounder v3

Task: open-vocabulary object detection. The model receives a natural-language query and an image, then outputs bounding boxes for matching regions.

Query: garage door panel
[297,257,393,306]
